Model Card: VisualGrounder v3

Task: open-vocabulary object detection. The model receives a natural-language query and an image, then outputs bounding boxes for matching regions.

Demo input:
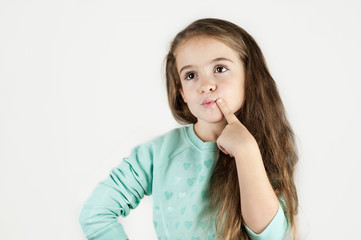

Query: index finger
[216,98,239,124]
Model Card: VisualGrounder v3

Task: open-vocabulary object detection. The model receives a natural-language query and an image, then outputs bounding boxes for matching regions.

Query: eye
[215,66,228,73]
[185,72,197,80]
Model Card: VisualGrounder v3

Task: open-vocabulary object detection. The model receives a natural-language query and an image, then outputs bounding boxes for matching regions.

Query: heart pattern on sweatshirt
[178,192,186,199]
[187,177,196,186]
[173,176,181,185]
[192,204,200,213]
[184,221,193,229]
[175,222,180,229]
[204,160,212,168]
[156,156,219,236]
[200,220,207,229]
[184,163,191,170]
[180,206,186,215]
[199,175,205,182]
[165,191,173,200]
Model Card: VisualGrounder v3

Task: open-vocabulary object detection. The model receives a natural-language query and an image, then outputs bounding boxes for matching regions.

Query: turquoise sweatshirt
[79,124,289,239]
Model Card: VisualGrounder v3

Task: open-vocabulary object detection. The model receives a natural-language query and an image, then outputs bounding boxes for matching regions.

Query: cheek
[182,87,195,100]
[222,86,244,110]
[233,89,245,110]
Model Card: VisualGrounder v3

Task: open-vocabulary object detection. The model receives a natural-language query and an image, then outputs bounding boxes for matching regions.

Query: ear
[179,88,187,103]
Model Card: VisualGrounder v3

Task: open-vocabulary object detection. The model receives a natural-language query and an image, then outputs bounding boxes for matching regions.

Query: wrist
[234,138,261,161]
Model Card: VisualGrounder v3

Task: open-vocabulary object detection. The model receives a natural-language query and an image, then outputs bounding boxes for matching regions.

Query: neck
[194,120,227,142]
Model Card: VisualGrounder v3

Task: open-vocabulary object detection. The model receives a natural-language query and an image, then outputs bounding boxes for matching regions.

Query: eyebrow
[179,57,234,75]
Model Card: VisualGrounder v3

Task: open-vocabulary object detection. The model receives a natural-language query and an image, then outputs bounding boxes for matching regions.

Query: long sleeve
[79,144,154,239]
[243,198,289,240]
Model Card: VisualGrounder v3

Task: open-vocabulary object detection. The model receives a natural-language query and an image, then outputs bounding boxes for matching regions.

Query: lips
[201,99,216,105]
[201,99,216,107]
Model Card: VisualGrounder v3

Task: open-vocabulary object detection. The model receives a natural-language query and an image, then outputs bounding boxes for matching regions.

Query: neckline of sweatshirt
[184,124,218,152]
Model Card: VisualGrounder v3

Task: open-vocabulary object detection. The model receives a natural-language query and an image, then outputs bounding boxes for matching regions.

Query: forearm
[235,141,279,234]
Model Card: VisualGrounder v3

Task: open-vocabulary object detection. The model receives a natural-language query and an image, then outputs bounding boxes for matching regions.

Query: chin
[190,109,225,124]
[200,115,225,124]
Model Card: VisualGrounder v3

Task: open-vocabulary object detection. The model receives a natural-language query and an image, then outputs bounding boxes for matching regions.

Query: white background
[1,0,360,239]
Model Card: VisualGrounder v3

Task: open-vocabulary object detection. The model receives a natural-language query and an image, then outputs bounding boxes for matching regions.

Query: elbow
[78,206,92,237]
[78,205,104,238]
[78,205,121,238]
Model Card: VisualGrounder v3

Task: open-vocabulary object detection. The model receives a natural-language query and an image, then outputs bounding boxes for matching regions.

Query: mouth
[201,99,216,108]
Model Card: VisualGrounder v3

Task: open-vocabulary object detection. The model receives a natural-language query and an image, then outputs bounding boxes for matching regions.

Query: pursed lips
[201,99,217,107]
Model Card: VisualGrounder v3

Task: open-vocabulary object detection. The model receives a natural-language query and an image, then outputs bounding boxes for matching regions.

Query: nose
[199,76,217,94]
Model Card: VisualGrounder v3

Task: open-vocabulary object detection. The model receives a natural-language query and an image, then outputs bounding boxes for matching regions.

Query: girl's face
[175,36,245,125]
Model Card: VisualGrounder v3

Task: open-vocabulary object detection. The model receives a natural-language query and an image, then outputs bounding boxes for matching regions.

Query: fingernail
[217,98,223,103]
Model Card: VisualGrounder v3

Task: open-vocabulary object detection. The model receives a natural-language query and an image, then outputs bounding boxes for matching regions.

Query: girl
[79,18,298,240]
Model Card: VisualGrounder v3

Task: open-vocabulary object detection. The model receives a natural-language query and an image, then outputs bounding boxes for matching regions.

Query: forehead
[174,36,240,70]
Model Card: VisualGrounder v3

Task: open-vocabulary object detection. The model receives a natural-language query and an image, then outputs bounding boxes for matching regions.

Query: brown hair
[165,18,298,239]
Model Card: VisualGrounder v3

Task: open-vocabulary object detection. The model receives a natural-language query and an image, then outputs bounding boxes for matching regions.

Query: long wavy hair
[165,18,299,239]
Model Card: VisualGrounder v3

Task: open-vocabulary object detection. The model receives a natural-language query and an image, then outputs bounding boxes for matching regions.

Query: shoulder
[128,125,191,153]
[126,125,192,168]
[144,125,190,151]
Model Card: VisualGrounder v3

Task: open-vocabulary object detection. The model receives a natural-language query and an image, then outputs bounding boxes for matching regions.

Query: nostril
[199,84,216,93]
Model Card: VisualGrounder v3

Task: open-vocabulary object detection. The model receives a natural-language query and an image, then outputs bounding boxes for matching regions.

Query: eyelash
[184,65,228,80]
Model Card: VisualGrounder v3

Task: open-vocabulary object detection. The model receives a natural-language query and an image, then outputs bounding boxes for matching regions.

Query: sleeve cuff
[243,200,289,240]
